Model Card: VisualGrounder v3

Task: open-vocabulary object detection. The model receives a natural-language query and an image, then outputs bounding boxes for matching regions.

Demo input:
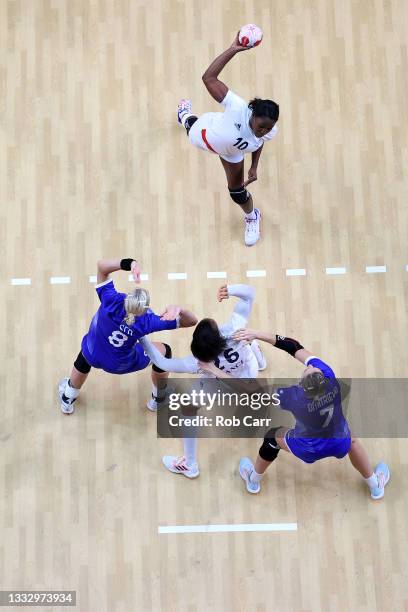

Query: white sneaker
[370,463,390,500]
[251,340,267,371]
[244,208,261,246]
[177,98,192,125]
[162,455,199,479]
[239,457,261,494]
[58,378,77,415]
[146,385,174,412]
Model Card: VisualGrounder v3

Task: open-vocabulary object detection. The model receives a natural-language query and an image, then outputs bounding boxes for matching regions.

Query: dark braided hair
[248,98,279,122]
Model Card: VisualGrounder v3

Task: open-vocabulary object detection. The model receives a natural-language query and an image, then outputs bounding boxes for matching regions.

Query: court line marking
[286,268,306,276]
[326,267,346,275]
[246,270,266,278]
[168,272,187,280]
[366,265,386,274]
[128,273,149,282]
[11,278,31,286]
[207,271,227,279]
[50,276,71,284]
[158,522,298,534]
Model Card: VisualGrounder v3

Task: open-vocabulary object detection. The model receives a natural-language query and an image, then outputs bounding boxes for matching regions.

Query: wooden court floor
[1,1,408,610]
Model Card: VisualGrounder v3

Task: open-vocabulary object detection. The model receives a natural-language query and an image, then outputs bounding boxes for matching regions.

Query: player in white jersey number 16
[177,31,279,247]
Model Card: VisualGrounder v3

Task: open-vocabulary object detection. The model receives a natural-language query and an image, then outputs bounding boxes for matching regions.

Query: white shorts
[188,114,244,164]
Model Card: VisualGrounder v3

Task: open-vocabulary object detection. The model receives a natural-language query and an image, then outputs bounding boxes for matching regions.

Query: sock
[64,380,80,400]
[365,473,378,489]
[183,437,198,467]
[245,208,257,221]
[151,382,167,402]
[249,468,264,484]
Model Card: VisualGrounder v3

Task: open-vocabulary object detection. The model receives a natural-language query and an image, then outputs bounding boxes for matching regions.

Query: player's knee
[74,351,91,374]
[229,185,250,205]
[152,343,172,373]
[259,427,282,462]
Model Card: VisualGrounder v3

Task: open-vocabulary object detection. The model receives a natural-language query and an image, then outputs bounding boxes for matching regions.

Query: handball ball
[238,24,263,48]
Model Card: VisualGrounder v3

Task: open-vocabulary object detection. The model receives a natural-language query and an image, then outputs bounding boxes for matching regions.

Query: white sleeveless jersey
[188,90,278,163]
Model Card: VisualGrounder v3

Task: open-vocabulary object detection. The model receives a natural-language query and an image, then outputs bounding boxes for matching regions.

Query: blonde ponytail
[124,288,150,325]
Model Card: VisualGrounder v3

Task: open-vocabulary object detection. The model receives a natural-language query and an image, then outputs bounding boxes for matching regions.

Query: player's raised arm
[218,284,255,330]
[96,258,141,284]
[160,305,198,328]
[202,33,250,103]
[232,329,312,363]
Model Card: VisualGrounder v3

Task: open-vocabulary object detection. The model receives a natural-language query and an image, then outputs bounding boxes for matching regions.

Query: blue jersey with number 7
[277,358,350,439]
[80,279,177,374]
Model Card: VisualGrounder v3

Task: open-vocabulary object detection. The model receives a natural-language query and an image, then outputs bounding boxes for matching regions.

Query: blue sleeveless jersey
[81,279,177,374]
[277,358,351,463]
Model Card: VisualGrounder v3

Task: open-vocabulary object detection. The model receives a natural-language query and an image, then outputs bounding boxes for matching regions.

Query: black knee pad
[259,427,282,462]
[229,186,250,205]
[74,351,91,374]
[152,343,172,373]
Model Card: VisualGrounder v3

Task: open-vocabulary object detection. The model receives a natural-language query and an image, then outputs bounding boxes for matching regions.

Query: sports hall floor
[1,1,408,610]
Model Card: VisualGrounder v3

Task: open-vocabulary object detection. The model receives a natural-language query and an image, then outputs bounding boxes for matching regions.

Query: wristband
[120,258,136,271]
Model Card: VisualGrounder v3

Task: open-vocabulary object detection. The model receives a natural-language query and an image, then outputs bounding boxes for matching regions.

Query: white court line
[326,267,346,275]
[89,275,97,283]
[246,270,266,278]
[406,265,408,272]
[158,523,298,534]
[11,278,31,286]
[50,276,71,284]
[168,272,187,280]
[207,271,227,279]
[286,268,306,276]
[366,265,386,274]
[128,273,149,281]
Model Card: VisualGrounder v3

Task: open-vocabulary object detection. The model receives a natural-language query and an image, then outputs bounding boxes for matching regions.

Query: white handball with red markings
[238,24,263,48]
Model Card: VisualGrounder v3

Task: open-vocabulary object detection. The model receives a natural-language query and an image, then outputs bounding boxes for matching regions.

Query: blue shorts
[81,339,151,375]
[285,430,351,464]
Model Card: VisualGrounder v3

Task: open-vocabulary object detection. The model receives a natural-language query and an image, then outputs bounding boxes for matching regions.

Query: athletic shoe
[370,463,390,500]
[58,378,77,415]
[177,98,192,125]
[239,457,261,494]
[146,385,174,412]
[251,339,267,371]
[162,455,199,479]
[244,208,261,246]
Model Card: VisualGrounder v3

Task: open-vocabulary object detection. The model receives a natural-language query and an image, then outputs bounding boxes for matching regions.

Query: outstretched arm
[140,337,198,374]
[232,329,312,364]
[159,305,198,328]
[202,33,250,102]
[218,284,255,329]
[97,258,141,284]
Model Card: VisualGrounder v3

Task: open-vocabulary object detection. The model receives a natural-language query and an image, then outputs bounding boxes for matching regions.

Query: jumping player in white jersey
[140,284,266,478]
[177,32,279,246]
[58,257,197,414]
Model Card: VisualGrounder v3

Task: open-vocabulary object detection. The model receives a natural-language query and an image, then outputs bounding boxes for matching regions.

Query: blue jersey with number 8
[81,279,177,374]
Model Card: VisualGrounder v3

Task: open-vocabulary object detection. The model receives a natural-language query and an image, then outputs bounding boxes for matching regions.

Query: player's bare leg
[221,158,261,245]
[239,427,288,493]
[348,438,390,499]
